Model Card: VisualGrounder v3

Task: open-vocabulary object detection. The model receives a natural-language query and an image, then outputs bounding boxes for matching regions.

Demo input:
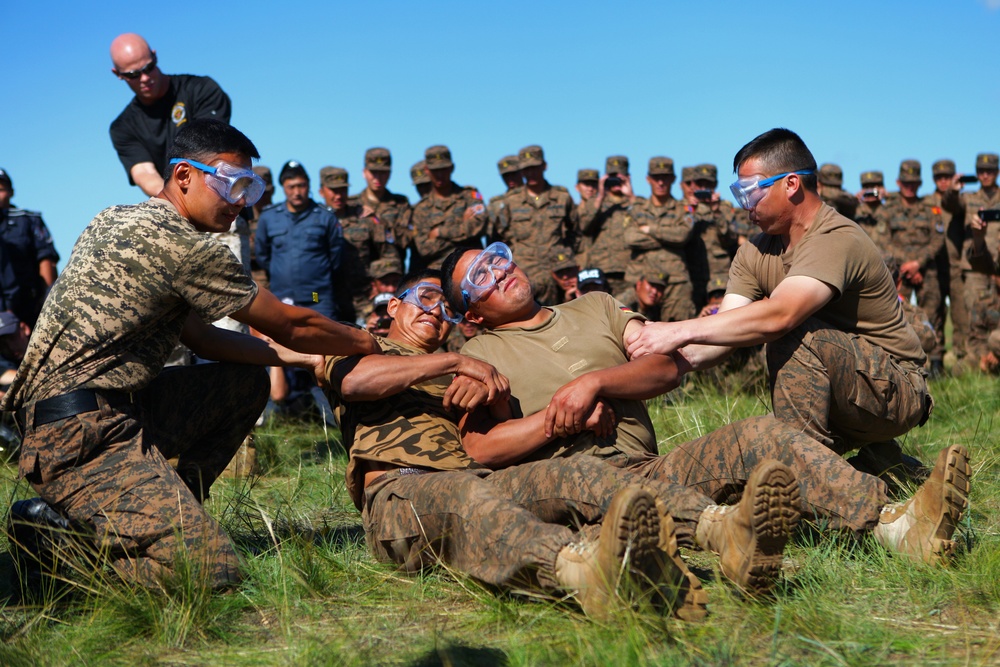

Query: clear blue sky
[3,1,998,268]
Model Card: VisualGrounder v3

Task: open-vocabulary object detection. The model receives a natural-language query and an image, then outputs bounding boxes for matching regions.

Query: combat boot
[695,460,801,595]
[848,440,929,498]
[6,498,74,595]
[554,485,664,619]
[652,496,708,621]
[873,444,971,564]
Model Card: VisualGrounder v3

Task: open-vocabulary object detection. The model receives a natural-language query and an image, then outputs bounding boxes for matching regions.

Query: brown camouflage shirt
[577,193,631,274]
[494,183,576,280]
[410,182,487,268]
[1,198,257,408]
[352,187,411,251]
[881,193,946,271]
[623,196,695,284]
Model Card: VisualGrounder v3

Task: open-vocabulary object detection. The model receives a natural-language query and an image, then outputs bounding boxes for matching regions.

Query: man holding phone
[682,164,741,310]
[852,171,893,252]
[576,156,634,298]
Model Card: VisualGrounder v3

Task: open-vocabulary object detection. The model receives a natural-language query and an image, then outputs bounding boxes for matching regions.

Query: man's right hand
[454,355,509,404]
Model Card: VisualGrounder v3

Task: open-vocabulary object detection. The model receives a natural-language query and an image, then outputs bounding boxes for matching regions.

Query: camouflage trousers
[946,239,969,358]
[900,266,945,361]
[16,363,269,588]
[964,271,1000,364]
[766,319,930,455]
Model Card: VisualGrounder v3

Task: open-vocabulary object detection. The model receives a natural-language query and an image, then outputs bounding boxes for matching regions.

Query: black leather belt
[18,389,134,429]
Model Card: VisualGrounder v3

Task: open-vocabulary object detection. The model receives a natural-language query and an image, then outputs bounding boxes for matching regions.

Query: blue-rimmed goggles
[460,242,514,310]
[169,158,266,206]
[398,282,463,324]
[729,169,814,210]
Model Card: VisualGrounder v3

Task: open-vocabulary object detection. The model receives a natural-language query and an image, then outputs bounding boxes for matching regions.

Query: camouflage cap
[898,159,922,183]
[818,163,843,187]
[0,310,20,337]
[497,155,520,175]
[411,161,430,185]
[605,155,629,175]
[680,166,696,182]
[641,271,668,287]
[977,153,1000,170]
[365,147,392,171]
[551,249,578,273]
[860,170,884,186]
[425,145,454,169]
[647,157,674,176]
[320,166,350,190]
[252,165,274,193]
[577,168,599,183]
[932,159,956,177]
[518,145,545,168]
[370,256,404,279]
[279,160,308,184]
[706,277,727,296]
[692,164,718,183]
[373,292,394,313]
[577,268,608,288]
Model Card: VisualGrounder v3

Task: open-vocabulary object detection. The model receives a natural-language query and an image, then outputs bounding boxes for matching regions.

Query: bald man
[109,33,232,196]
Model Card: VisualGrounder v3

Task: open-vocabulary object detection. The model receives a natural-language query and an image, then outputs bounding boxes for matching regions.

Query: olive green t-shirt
[727,204,925,365]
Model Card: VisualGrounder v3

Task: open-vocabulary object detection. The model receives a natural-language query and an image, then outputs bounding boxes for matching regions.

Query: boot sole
[925,444,972,561]
[600,485,663,608]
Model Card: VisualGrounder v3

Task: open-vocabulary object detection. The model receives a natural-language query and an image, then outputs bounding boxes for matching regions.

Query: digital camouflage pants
[17,363,269,588]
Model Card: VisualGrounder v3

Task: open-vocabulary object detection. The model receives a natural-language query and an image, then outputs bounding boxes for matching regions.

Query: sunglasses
[116,54,158,80]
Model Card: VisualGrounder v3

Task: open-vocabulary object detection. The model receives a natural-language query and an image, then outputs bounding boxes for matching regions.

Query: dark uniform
[0,202,59,326]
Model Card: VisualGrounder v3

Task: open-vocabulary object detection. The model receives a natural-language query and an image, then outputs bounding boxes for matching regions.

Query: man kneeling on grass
[324,270,726,619]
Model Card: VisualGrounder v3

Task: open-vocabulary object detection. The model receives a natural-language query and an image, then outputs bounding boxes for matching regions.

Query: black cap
[279,160,308,184]
[0,168,11,190]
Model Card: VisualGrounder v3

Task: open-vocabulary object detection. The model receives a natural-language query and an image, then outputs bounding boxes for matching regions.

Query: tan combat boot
[694,459,801,595]
[555,485,665,618]
[652,496,709,621]
[873,444,971,564]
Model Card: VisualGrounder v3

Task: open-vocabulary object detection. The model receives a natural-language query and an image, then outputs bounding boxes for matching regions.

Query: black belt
[18,389,134,429]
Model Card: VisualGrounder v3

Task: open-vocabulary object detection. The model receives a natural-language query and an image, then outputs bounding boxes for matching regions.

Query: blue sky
[3,1,998,267]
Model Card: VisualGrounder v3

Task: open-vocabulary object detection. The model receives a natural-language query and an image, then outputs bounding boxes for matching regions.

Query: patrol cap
[692,164,718,183]
[320,166,350,190]
[365,147,392,171]
[370,256,403,279]
[577,268,608,288]
[253,165,274,193]
[518,145,545,168]
[932,159,956,177]
[425,145,454,169]
[641,271,668,287]
[279,160,308,184]
[898,159,922,183]
[497,155,520,175]
[605,155,629,175]
[0,168,11,190]
[977,153,1000,170]
[647,157,674,176]
[818,163,843,187]
[860,170,884,186]
[706,277,727,297]
[681,166,696,182]
[0,311,19,337]
[551,249,578,273]
[411,161,430,185]
[577,168,599,183]
[373,292,394,313]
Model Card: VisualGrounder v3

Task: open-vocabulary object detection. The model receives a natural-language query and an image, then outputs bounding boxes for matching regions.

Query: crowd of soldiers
[246,144,1000,378]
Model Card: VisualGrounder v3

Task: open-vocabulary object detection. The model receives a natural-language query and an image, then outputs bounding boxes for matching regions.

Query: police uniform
[0,204,60,325]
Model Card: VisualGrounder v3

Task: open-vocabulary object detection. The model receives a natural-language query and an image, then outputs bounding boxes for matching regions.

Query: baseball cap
[411,161,430,185]
[252,165,274,193]
[818,163,843,187]
[0,311,20,337]
[605,155,629,175]
[518,145,545,168]
[648,157,674,176]
[932,159,956,177]
[577,268,608,288]
[320,166,350,190]
[279,160,308,184]
[365,147,392,171]
[898,159,922,183]
[497,155,520,175]
[373,293,393,312]
[0,168,11,190]
[425,145,454,169]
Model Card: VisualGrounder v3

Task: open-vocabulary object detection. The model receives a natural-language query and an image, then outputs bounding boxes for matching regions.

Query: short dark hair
[441,246,481,313]
[732,128,818,192]
[395,268,443,297]
[164,119,260,181]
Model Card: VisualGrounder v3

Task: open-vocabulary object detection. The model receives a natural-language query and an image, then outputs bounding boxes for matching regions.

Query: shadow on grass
[407,642,508,667]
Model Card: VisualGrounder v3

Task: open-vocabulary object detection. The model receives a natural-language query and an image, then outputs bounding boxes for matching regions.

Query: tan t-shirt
[326,336,482,509]
[727,204,925,365]
[461,292,657,462]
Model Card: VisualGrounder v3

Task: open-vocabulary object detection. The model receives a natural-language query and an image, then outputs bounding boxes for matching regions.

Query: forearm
[337,352,464,401]
[182,320,315,368]
[584,354,681,400]
[38,259,57,287]
[130,162,165,197]
[461,408,552,468]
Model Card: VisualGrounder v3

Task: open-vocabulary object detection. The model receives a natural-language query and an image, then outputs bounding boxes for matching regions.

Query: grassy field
[0,371,997,666]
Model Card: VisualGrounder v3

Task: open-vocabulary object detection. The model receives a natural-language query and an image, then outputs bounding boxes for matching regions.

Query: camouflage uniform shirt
[494,183,576,291]
[623,196,695,284]
[410,182,487,268]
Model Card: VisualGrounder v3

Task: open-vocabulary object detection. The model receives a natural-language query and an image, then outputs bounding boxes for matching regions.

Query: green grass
[1,375,999,666]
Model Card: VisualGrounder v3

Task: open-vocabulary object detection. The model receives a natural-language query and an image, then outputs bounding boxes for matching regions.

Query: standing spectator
[816,163,859,219]
[852,171,893,252]
[577,156,635,298]
[926,159,969,364]
[486,155,523,242]
[351,148,412,271]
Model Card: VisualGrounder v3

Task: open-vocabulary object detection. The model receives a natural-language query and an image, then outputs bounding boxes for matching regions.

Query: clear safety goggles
[729,169,814,210]
[460,242,514,309]
[169,158,266,206]
[398,282,463,324]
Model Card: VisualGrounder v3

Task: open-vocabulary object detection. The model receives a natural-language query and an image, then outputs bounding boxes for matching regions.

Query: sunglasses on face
[116,54,158,80]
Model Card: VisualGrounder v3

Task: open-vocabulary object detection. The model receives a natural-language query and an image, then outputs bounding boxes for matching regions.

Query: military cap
[370,256,404,279]
[425,145,454,169]
[411,161,430,185]
[932,159,956,177]
[605,155,629,175]
[577,268,608,288]
[680,166,696,182]
[642,271,668,287]
[860,170,884,186]
[252,165,274,193]
[977,153,1000,170]
[898,159,922,183]
[706,277,727,296]
[648,157,675,176]
[518,145,545,168]
[497,155,520,175]
[320,166,350,190]
[0,311,20,337]
[365,147,392,171]
[279,160,308,184]
[551,249,578,273]
[0,168,11,190]
[692,164,718,183]
[818,163,843,187]
[577,168,599,183]
[373,292,393,313]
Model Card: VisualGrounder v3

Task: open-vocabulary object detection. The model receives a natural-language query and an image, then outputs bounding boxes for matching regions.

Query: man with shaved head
[109,33,232,197]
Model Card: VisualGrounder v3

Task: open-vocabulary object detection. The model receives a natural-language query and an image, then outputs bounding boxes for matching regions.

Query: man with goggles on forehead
[628,129,970,559]
[2,119,380,591]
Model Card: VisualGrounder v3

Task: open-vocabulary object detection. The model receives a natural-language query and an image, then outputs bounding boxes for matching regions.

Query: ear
[171,161,194,191]
[464,308,485,326]
[386,298,401,319]
[111,68,121,78]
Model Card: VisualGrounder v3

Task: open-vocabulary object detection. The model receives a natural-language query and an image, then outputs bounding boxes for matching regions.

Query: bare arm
[38,259,57,287]
[130,162,165,198]
[181,311,321,371]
